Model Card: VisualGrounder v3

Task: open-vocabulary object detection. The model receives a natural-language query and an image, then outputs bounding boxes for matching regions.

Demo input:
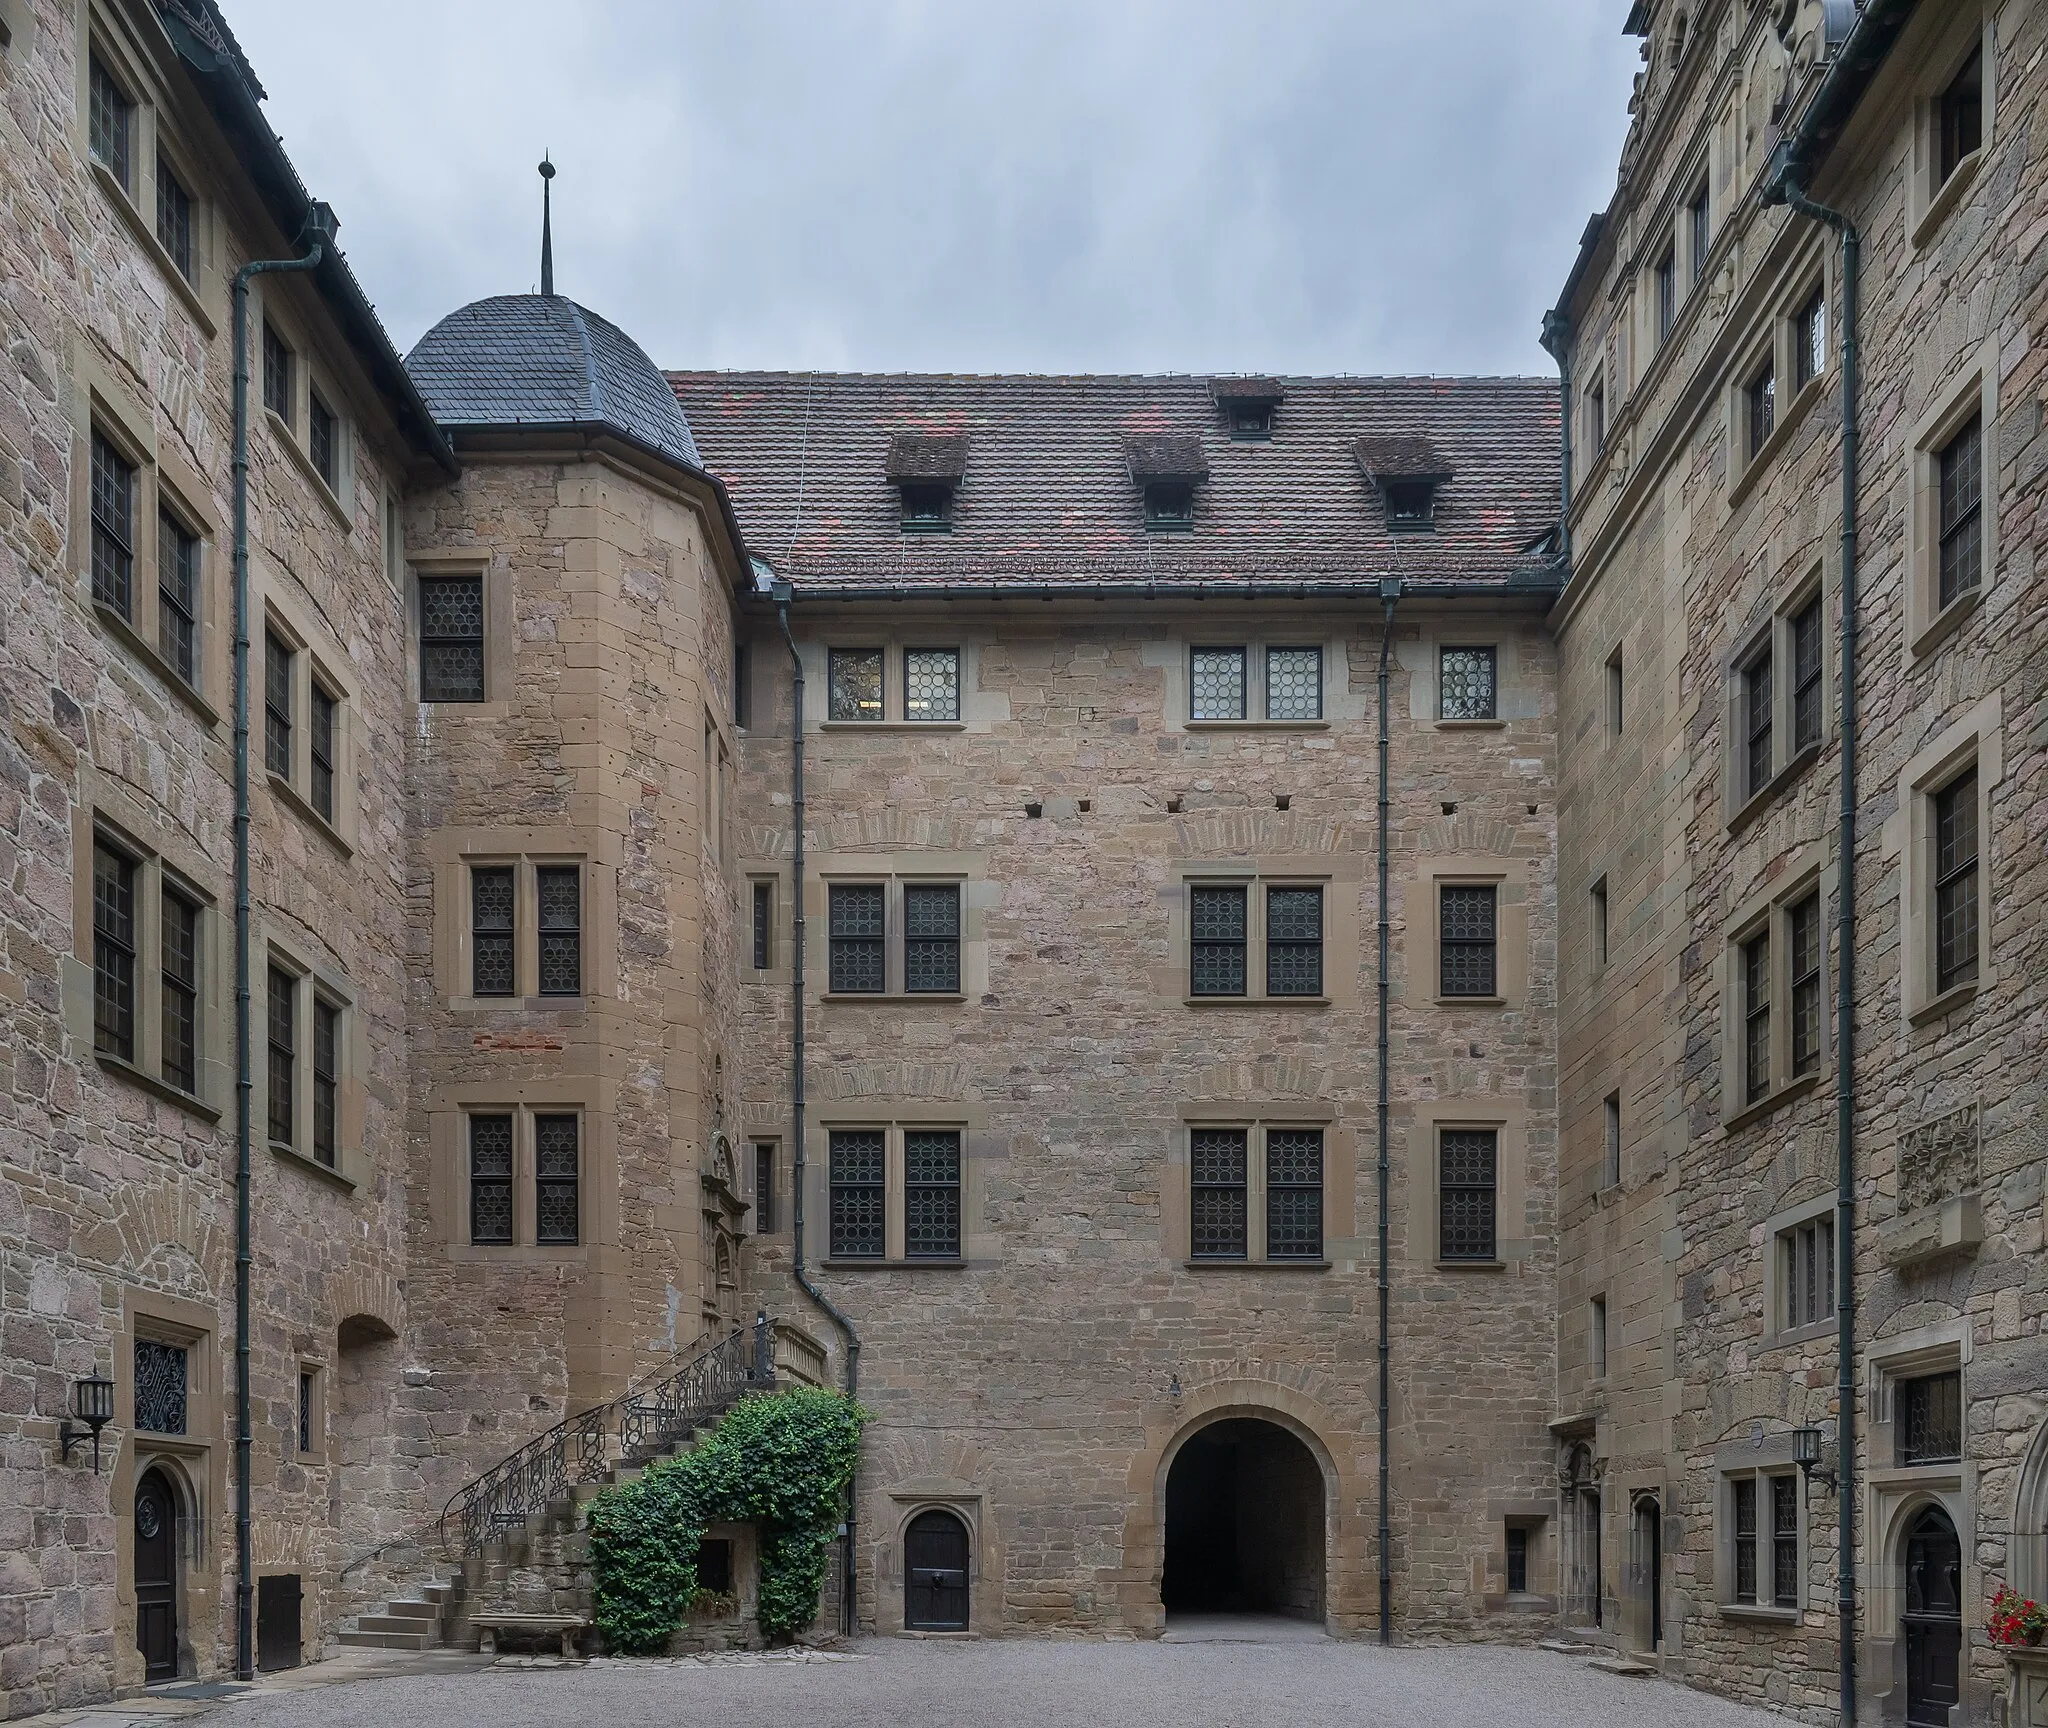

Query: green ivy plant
[585,1387,867,1653]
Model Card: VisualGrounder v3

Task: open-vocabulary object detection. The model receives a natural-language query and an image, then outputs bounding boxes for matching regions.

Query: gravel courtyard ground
[189,1636,1788,1728]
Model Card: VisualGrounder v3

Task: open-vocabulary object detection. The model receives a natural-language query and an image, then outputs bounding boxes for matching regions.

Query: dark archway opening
[1162,1418,1326,1622]
[1903,1504,1962,1727]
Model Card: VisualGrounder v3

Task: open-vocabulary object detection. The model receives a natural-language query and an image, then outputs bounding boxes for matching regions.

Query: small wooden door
[904,1510,970,1630]
[133,1469,179,1682]
[1903,1505,1962,1728]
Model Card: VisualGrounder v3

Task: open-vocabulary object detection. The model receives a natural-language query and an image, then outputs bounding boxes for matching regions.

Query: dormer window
[1212,378,1286,443]
[885,432,968,535]
[1144,483,1196,531]
[900,483,952,532]
[1355,435,1452,532]
[1126,435,1210,534]
[1383,482,1435,526]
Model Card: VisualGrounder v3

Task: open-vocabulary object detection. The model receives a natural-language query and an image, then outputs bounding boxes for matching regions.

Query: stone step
[377,1602,441,1624]
[336,1628,435,1651]
[1587,1656,1656,1676]
[355,1613,442,1636]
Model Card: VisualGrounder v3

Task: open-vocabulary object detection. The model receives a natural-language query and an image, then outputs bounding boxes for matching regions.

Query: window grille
[1265,886,1323,997]
[312,999,338,1167]
[1742,930,1771,1104]
[1937,416,1982,608]
[1144,482,1194,530]
[537,867,581,996]
[264,631,292,778]
[1265,1129,1323,1260]
[155,158,193,281]
[829,1130,886,1258]
[904,1130,962,1259]
[753,1141,775,1234]
[471,867,514,996]
[1743,648,1773,796]
[904,649,960,721]
[1789,894,1822,1076]
[1507,1526,1530,1594]
[1438,1129,1497,1261]
[89,57,133,190]
[1747,359,1776,459]
[1189,884,1247,996]
[1190,1128,1248,1260]
[1933,771,1978,994]
[1795,288,1827,390]
[267,966,295,1145]
[828,649,884,721]
[134,1338,188,1436]
[161,887,198,1094]
[158,509,198,685]
[419,575,484,702]
[1897,1370,1962,1465]
[90,431,136,618]
[262,322,292,426]
[904,883,961,993]
[1791,599,1823,752]
[1783,1214,1834,1330]
[1438,884,1497,998]
[1733,1478,1758,1602]
[535,1114,579,1244]
[468,1114,514,1245]
[310,393,338,491]
[751,881,773,970]
[93,842,137,1061]
[1265,647,1322,720]
[1938,47,1983,186]
[298,1370,315,1455]
[1437,647,1496,720]
[829,883,886,993]
[310,686,336,822]
[1190,648,1245,721]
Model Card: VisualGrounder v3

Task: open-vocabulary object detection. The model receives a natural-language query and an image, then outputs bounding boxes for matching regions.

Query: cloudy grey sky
[227,2,1637,380]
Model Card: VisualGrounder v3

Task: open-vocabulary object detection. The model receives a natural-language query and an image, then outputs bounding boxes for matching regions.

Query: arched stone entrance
[134,1466,180,1682]
[1903,1503,1962,1727]
[1161,1417,1326,1624]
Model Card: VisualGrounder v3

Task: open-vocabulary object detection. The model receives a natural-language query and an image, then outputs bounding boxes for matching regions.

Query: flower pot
[2028,1624,2044,1647]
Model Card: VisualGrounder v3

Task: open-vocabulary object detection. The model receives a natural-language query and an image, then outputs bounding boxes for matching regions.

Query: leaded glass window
[1266,1129,1323,1260]
[468,1114,513,1245]
[1938,46,1982,186]
[1933,772,1978,994]
[419,575,484,702]
[264,631,292,779]
[471,866,514,996]
[93,842,136,1061]
[1190,885,1247,997]
[829,1129,886,1259]
[263,321,292,426]
[161,887,198,1094]
[1792,598,1823,753]
[90,431,136,618]
[1744,647,1773,796]
[829,884,885,994]
[309,392,339,491]
[310,685,336,822]
[1265,647,1321,720]
[1747,358,1776,459]
[88,58,132,192]
[535,1113,579,1244]
[904,883,960,994]
[1190,648,1245,721]
[134,1339,188,1436]
[158,509,198,685]
[1795,287,1827,390]
[266,965,295,1146]
[1938,416,1982,608]
[156,157,193,281]
[312,999,338,1168]
[1438,884,1497,998]
[1897,1370,1962,1465]
[1742,930,1771,1104]
[1438,646,1496,720]
[751,881,773,970]
[1790,893,1822,1077]
[828,649,883,722]
[1771,1475,1799,1607]
[904,649,960,722]
[1265,886,1323,997]
[904,1130,961,1259]
[298,1370,315,1455]
[1733,1478,1758,1602]
[1190,1128,1248,1260]
[1438,1128,1497,1261]
[1783,1214,1833,1330]
[537,867,581,996]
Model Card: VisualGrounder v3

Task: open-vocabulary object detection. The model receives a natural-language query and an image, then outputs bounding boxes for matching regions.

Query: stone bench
[472,1612,591,1659]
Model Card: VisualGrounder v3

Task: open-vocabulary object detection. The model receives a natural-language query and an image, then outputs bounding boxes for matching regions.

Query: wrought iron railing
[439,1313,775,1558]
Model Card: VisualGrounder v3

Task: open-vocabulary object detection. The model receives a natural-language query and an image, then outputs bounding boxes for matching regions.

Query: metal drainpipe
[1375,578,1400,1644]
[229,212,330,1683]
[1538,311,1573,563]
[774,585,862,1637]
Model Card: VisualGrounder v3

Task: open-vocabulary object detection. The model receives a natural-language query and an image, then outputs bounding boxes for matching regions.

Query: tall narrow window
[1937,415,1982,608]
[1938,46,1983,187]
[262,321,292,426]
[1438,884,1498,998]
[155,158,194,281]
[903,1129,962,1259]
[298,1369,316,1455]
[1746,357,1776,460]
[1190,648,1246,721]
[88,58,133,192]
[309,392,339,492]
[1439,646,1498,720]
[266,965,296,1146]
[1607,649,1624,736]
[468,1114,514,1245]
[1688,182,1710,285]
[1932,771,1979,993]
[1190,1128,1248,1261]
[1507,1526,1530,1594]
[732,641,751,729]
[1791,598,1823,753]
[1588,376,1606,456]
[309,685,336,822]
[90,431,136,618]
[536,866,581,996]
[161,887,198,1094]
[1770,1476,1799,1607]
[1743,646,1773,796]
[1189,884,1248,997]
[1602,1093,1621,1190]
[1795,287,1828,390]
[828,1129,886,1259]
[904,649,961,722]
[828,883,886,994]
[418,574,485,702]
[1265,886,1323,997]
[312,999,338,1168]
[1897,1371,1962,1465]
[1439,1129,1498,1261]
[827,648,884,721]
[1742,931,1771,1104]
[1590,1295,1608,1377]
[470,866,514,996]
[133,1339,189,1437]
[1265,1128,1323,1261]
[264,631,292,778]
[157,509,199,685]
[753,1141,776,1234]
[1591,878,1610,968]
[1265,647,1322,721]
[1654,247,1676,343]
[751,881,774,971]
[535,1114,579,1245]
[1789,893,1822,1076]
[903,883,961,994]
[1733,1479,1759,1603]
[1783,1214,1834,1329]
[92,842,137,1061]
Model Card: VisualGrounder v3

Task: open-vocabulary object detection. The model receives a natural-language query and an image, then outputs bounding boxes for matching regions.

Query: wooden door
[133,1469,178,1682]
[904,1510,970,1630]
[1903,1505,1962,1727]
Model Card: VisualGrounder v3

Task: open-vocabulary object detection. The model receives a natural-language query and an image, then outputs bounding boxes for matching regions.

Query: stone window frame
[429,828,617,1009]
[1907,7,1994,249]
[256,589,359,853]
[1168,1101,1346,1271]
[1412,631,1515,732]
[814,641,972,731]
[291,1360,325,1464]
[1903,342,1999,659]
[1589,876,1609,974]
[1718,843,1831,1129]
[408,550,512,710]
[811,1107,983,1269]
[1721,562,1830,829]
[1864,1319,1979,1655]
[748,875,781,976]
[1890,695,2000,1026]
[1760,1188,1838,1350]
[1407,860,1527,1013]
[459,1105,585,1252]
[1713,1450,1809,1621]
[1722,239,1832,507]
[750,1137,781,1238]
[251,286,355,530]
[431,1080,610,1262]
[1409,1100,1530,1274]
[1182,641,1329,727]
[257,938,358,1190]
[812,861,980,1003]
[1174,867,1337,1007]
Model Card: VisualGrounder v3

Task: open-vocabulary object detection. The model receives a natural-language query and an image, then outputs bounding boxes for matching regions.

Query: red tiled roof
[666,371,1560,590]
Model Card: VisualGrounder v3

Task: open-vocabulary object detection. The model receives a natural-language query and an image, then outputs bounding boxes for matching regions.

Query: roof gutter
[1773,0,1921,191]
[1537,210,1607,569]
[739,574,1564,606]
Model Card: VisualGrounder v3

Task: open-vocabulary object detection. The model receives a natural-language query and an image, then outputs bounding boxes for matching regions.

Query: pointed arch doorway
[1902,1503,1961,1727]
[134,1467,180,1682]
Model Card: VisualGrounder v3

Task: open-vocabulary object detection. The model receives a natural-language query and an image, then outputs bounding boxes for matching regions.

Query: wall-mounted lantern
[1793,1425,1837,1494]
[61,1373,116,1473]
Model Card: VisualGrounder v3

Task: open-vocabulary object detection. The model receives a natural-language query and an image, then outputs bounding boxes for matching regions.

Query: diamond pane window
[829,1130,886,1259]
[537,867,581,996]
[1438,885,1497,998]
[828,649,884,722]
[89,58,132,192]
[904,1130,961,1259]
[904,883,960,994]
[829,884,886,994]
[1190,885,1248,997]
[1897,1370,1962,1465]
[1771,1476,1799,1607]
[1190,1128,1248,1260]
[266,965,295,1146]
[134,1338,188,1436]
[1266,1129,1323,1260]
[310,685,336,822]
[1733,1478,1758,1602]
[155,158,194,281]
[419,575,484,702]
[93,842,137,1061]
[158,509,199,685]
[1933,772,1978,994]
[1438,1128,1497,1261]
[161,887,198,1095]
[90,431,136,618]
[1938,416,1982,609]
[264,631,292,779]
[1265,647,1321,720]
[1744,648,1773,796]
[1790,894,1822,1077]
[1792,599,1823,753]
[1191,648,1246,721]
[1265,886,1323,997]
[905,649,960,721]
[535,1114,579,1245]
[312,999,338,1168]
[1743,930,1771,1104]
[468,1114,514,1245]
[1438,647,1496,720]
[471,867,514,996]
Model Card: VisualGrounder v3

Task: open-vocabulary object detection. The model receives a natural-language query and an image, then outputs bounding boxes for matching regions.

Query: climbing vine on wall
[586,1386,867,1653]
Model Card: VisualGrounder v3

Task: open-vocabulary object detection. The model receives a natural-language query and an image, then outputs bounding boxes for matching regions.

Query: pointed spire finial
[539,154,556,297]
